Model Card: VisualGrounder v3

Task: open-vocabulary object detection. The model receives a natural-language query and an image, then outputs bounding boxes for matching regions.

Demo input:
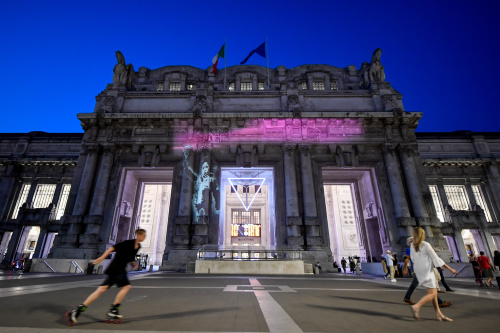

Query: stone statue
[368,48,385,83]
[113,51,135,90]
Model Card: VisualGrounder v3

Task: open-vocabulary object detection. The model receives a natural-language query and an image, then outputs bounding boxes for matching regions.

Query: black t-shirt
[104,239,141,275]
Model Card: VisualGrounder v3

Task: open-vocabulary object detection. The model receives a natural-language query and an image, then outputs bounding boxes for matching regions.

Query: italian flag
[211,43,225,74]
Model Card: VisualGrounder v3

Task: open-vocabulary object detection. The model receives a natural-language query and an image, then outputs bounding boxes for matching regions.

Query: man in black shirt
[66,228,146,325]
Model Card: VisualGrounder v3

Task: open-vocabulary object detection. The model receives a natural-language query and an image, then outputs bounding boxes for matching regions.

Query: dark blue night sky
[1,0,499,133]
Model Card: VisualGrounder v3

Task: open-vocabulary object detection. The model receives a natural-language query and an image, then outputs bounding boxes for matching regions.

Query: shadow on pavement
[308,303,419,322]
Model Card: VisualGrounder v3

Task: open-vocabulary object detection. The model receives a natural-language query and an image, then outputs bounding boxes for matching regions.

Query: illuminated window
[55,184,71,220]
[11,184,31,219]
[253,211,260,225]
[156,82,164,91]
[228,82,235,91]
[301,82,307,90]
[187,84,193,91]
[313,81,325,90]
[230,209,261,239]
[258,82,265,91]
[241,211,251,224]
[472,185,493,222]
[169,82,181,91]
[331,81,338,90]
[32,184,56,209]
[429,185,445,222]
[241,82,252,91]
[444,185,469,210]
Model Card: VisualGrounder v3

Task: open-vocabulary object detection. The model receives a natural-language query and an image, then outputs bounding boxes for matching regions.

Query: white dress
[410,241,445,288]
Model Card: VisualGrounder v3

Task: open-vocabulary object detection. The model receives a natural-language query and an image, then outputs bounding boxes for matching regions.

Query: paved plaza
[0,270,498,333]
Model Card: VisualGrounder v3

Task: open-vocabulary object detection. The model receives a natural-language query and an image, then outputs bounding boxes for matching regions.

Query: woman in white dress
[410,227,457,321]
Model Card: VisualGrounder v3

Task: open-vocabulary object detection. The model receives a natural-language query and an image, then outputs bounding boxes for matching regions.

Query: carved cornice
[422,160,485,167]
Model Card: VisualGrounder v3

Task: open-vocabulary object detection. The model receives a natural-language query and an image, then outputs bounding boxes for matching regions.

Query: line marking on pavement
[0,329,278,333]
[249,278,303,333]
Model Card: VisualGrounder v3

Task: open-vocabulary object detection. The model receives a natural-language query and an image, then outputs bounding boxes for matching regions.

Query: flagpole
[265,36,270,89]
[224,38,227,90]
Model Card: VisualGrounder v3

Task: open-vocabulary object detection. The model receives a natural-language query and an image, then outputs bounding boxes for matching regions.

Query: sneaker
[384,276,387,280]
[439,302,452,308]
[403,299,415,305]
[391,279,397,282]
[438,290,445,293]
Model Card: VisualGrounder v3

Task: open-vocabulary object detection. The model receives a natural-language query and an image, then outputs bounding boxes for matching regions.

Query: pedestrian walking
[380,254,390,279]
[470,253,484,286]
[477,251,495,288]
[65,229,146,325]
[436,266,454,292]
[494,250,500,271]
[384,250,396,282]
[349,258,356,274]
[402,237,451,308]
[341,257,347,273]
[409,227,457,321]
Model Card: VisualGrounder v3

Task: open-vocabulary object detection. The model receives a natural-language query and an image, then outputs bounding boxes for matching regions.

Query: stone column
[282,144,303,247]
[173,147,195,249]
[299,145,320,249]
[0,163,17,222]
[25,180,38,210]
[33,228,48,258]
[380,144,414,240]
[63,145,100,248]
[81,146,115,250]
[191,148,211,247]
[464,180,478,208]
[397,144,428,218]
[72,145,100,216]
[453,229,469,262]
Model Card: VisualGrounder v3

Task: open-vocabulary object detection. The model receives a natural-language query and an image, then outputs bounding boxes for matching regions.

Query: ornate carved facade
[0,50,499,270]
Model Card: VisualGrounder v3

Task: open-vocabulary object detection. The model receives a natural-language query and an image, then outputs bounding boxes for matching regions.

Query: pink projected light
[172,118,364,148]
[228,178,265,211]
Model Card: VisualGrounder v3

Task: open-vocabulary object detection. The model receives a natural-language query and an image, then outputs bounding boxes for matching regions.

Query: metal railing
[41,260,55,272]
[70,261,84,273]
[197,245,302,261]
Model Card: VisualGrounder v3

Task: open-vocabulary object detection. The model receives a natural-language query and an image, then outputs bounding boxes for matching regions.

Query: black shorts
[101,273,130,288]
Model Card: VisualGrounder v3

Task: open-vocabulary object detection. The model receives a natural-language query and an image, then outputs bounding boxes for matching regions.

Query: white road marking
[249,278,303,333]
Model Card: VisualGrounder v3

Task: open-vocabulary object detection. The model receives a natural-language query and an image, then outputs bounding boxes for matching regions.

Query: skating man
[66,229,146,325]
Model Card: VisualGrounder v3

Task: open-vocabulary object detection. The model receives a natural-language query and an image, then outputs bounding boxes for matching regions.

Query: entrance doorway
[322,168,387,264]
[112,168,174,267]
[219,168,275,249]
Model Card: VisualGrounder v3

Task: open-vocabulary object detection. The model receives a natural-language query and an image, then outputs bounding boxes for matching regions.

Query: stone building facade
[1,50,499,270]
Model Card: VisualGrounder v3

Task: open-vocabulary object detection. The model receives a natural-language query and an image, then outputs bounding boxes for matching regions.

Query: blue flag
[240,42,266,64]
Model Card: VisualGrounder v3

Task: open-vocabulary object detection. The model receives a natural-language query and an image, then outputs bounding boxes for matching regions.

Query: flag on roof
[240,42,266,64]
[212,43,225,74]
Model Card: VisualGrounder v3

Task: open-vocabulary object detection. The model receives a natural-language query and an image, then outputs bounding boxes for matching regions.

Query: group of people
[470,251,498,287]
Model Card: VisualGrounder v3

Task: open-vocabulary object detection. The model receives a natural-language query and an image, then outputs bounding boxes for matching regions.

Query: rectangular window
[429,185,445,222]
[444,185,469,211]
[55,184,71,220]
[156,82,164,91]
[242,185,249,194]
[254,185,261,194]
[11,184,31,219]
[301,82,307,90]
[331,81,338,90]
[241,82,252,91]
[241,211,251,224]
[187,84,193,91]
[231,185,237,193]
[232,211,239,224]
[472,185,493,222]
[169,82,181,91]
[253,211,260,225]
[228,82,235,91]
[32,184,56,209]
[313,81,325,90]
[258,82,265,91]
